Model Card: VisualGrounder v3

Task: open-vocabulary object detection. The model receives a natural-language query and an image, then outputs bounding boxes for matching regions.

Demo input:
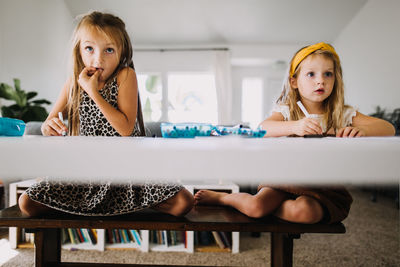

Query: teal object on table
[160,123,266,138]
[0,117,26,136]
[161,122,213,138]
[213,125,266,138]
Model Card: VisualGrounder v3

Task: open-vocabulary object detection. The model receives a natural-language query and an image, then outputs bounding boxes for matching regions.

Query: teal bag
[0,117,26,136]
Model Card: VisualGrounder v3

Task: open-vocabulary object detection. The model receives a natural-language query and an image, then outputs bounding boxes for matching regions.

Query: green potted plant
[0,78,51,122]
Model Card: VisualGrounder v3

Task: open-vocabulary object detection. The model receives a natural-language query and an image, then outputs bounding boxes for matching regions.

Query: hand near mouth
[78,67,103,98]
[87,67,104,77]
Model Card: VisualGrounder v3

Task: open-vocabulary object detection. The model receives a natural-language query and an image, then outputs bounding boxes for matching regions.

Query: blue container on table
[213,125,266,138]
[0,117,26,136]
[161,123,213,138]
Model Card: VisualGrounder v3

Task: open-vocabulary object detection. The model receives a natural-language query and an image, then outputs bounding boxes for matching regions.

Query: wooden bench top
[0,205,345,234]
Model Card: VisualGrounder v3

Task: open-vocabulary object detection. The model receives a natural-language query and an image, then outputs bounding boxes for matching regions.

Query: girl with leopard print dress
[19,11,194,217]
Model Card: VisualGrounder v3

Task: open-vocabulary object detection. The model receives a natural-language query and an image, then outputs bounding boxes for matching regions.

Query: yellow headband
[290,42,339,77]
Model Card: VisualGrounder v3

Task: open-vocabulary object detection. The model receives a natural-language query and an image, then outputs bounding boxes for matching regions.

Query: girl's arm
[337,111,395,137]
[81,67,138,136]
[260,112,322,137]
[41,79,69,136]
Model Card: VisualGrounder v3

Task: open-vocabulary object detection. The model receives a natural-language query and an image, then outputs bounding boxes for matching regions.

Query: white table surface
[0,135,399,184]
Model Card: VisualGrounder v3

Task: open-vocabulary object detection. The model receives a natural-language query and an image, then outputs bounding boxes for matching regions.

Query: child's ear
[290,77,298,89]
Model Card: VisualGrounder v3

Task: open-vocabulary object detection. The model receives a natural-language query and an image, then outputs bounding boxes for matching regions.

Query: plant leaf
[26,91,38,100]
[14,78,21,92]
[31,99,51,105]
[1,106,18,118]
[20,106,49,122]
[0,83,17,100]
[16,90,27,107]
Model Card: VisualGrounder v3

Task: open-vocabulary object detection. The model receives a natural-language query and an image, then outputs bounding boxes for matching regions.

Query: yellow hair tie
[290,42,339,77]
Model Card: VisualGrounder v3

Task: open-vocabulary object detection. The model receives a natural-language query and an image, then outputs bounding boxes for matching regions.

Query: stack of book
[150,230,186,247]
[105,229,142,245]
[62,228,97,245]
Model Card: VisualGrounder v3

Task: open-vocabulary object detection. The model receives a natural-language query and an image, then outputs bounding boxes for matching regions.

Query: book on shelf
[130,229,142,245]
[62,228,97,245]
[150,230,186,247]
[113,229,121,243]
[211,231,226,249]
[219,232,231,248]
[88,229,97,244]
[119,229,126,243]
[76,228,85,243]
[67,228,79,244]
[61,228,69,244]
[105,229,141,245]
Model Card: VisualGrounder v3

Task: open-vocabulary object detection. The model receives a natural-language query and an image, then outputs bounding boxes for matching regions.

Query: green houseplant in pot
[0,78,51,122]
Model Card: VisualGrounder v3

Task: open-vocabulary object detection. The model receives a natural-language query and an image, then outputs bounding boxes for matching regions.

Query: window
[135,50,228,124]
[168,73,217,123]
[241,77,263,129]
[137,72,217,123]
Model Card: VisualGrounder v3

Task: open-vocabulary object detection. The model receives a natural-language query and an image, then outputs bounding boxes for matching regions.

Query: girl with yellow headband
[262,42,394,137]
[195,42,395,224]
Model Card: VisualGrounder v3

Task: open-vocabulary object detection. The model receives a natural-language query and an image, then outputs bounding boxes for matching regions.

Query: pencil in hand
[58,112,67,136]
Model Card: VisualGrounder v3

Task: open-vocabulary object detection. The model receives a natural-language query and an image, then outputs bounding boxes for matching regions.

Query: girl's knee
[18,192,51,217]
[244,198,270,218]
[18,193,36,217]
[170,189,195,216]
[291,197,323,224]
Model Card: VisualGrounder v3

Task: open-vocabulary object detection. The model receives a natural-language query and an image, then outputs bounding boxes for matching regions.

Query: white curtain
[214,50,233,125]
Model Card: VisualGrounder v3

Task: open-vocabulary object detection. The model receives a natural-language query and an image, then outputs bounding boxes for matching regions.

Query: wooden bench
[0,205,346,267]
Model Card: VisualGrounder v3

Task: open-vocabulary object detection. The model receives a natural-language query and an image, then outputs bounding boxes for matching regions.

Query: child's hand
[41,117,68,136]
[336,126,366,137]
[293,118,323,136]
[78,67,102,98]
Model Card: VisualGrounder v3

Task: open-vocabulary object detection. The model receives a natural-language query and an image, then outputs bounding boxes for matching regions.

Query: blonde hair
[277,45,347,133]
[67,11,145,136]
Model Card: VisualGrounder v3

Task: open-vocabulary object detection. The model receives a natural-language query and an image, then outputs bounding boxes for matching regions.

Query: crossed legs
[194,187,323,224]
[19,188,194,217]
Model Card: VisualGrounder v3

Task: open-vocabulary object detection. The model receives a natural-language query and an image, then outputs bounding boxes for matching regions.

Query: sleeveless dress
[26,78,183,216]
[258,104,356,223]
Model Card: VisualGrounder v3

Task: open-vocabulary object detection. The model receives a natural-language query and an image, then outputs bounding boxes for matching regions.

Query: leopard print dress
[26,78,183,216]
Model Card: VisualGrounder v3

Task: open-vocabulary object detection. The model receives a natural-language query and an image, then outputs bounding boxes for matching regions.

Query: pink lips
[315,88,325,94]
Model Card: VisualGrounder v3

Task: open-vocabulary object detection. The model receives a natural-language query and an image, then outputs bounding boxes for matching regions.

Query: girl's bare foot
[194,190,228,205]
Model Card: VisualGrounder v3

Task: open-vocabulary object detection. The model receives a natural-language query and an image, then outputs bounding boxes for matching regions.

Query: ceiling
[64,0,368,46]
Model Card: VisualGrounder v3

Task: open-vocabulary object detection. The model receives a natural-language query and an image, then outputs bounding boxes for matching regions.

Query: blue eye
[325,71,333,77]
[307,72,314,77]
[105,48,114,53]
[85,46,93,52]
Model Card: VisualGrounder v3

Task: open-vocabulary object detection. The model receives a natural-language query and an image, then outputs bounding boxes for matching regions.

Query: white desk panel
[0,136,399,184]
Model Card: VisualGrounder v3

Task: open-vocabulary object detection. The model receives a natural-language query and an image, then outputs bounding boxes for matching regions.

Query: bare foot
[194,190,228,205]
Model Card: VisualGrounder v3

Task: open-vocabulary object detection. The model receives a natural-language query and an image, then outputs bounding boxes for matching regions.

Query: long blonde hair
[67,11,145,136]
[277,45,346,133]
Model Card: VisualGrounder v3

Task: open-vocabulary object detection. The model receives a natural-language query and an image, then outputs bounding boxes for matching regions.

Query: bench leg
[34,228,61,267]
[270,233,300,267]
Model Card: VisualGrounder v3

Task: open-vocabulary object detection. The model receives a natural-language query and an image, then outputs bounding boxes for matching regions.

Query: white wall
[334,0,400,114]
[0,0,73,110]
